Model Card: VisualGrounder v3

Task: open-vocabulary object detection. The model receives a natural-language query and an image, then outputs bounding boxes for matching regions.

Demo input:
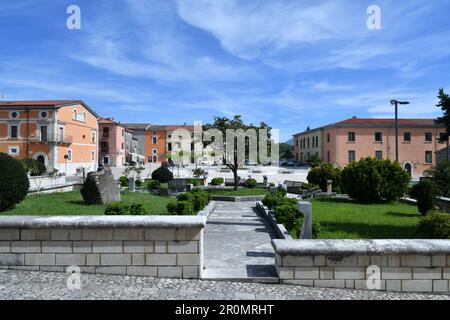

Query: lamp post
[390,99,410,162]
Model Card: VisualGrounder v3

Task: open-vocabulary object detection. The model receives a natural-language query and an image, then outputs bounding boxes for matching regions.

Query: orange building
[293,117,448,177]
[0,100,99,176]
[145,125,195,164]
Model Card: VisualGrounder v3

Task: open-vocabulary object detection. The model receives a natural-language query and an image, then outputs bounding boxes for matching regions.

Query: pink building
[294,117,447,177]
[98,118,127,167]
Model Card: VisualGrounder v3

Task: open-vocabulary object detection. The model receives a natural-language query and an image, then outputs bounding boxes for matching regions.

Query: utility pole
[390,99,410,162]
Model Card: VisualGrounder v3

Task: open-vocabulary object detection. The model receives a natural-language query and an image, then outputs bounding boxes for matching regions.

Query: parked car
[245,160,259,166]
[285,160,299,167]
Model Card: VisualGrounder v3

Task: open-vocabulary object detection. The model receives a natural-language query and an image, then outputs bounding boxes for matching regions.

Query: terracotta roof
[0,100,82,107]
[334,118,436,126]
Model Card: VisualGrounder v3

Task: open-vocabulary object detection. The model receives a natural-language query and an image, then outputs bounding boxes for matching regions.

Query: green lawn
[207,188,269,196]
[1,191,172,216]
[312,198,422,239]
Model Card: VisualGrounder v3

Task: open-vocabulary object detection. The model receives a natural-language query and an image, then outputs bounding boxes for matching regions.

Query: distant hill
[285,139,294,145]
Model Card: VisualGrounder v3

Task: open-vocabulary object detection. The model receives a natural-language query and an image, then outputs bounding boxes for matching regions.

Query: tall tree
[436,88,450,140]
[204,115,273,190]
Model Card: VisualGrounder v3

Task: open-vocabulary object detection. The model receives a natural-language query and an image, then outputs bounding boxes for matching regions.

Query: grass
[312,198,422,239]
[1,190,172,216]
[207,187,269,197]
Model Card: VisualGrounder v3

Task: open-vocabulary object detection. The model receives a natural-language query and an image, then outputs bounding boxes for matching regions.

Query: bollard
[128,177,136,192]
[298,201,312,239]
[327,180,333,193]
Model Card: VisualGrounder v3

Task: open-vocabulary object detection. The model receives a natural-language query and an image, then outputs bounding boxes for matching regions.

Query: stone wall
[273,239,450,293]
[0,216,205,279]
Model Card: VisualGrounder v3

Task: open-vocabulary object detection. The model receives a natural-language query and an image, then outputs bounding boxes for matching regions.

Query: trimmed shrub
[104,202,148,215]
[151,166,173,183]
[167,201,177,215]
[147,180,161,190]
[192,192,209,211]
[177,192,194,202]
[418,212,450,239]
[262,190,295,210]
[135,180,143,187]
[104,202,129,215]
[274,203,302,231]
[307,163,342,192]
[128,203,147,215]
[306,154,323,168]
[341,157,410,203]
[174,201,194,215]
[410,179,441,216]
[187,178,201,186]
[167,189,210,215]
[119,176,128,187]
[0,153,30,212]
[21,159,46,176]
[210,177,224,186]
[425,161,450,197]
[245,178,257,189]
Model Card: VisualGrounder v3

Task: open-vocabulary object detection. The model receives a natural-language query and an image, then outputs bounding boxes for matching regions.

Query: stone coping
[211,195,266,202]
[272,239,450,255]
[0,215,207,229]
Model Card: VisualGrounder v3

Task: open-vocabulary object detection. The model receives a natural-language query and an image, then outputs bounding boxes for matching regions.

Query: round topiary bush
[418,212,450,239]
[341,157,410,203]
[0,153,30,211]
[245,178,257,189]
[151,166,173,183]
[210,177,224,186]
[410,179,441,216]
[119,176,128,187]
[307,163,342,192]
[147,180,161,190]
[21,159,46,176]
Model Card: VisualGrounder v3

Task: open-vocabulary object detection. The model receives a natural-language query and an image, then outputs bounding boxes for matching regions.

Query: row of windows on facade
[7,125,97,143]
[8,111,49,120]
[102,127,126,139]
[300,150,434,164]
[298,131,447,149]
[7,146,96,162]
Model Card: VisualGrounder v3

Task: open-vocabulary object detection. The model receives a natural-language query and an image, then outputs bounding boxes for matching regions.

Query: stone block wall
[273,239,450,293]
[0,216,205,279]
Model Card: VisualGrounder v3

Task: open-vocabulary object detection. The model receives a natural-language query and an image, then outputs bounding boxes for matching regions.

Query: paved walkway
[202,201,278,281]
[0,270,448,300]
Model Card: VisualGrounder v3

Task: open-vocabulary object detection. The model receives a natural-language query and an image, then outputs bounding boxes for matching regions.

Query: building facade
[293,128,323,163]
[0,100,99,176]
[293,118,447,177]
[98,118,127,167]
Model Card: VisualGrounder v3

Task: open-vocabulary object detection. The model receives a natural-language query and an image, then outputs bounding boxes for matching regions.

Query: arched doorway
[33,152,48,168]
[37,155,45,167]
[404,162,413,177]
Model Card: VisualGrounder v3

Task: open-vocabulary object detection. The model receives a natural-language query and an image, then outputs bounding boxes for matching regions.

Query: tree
[279,143,293,160]
[306,154,323,168]
[436,89,450,140]
[204,115,273,190]
[0,153,30,211]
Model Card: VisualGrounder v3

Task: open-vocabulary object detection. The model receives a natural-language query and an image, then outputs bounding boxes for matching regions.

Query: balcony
[47,134,74,145]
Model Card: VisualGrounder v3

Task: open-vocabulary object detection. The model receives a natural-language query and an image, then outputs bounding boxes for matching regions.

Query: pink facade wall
[99,123,126,166]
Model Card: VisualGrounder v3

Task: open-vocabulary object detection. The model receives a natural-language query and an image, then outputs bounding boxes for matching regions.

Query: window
[425,132,432,142]
[404,132,411,142]
[91,131,96,143]
[327,133,330,143]
[153,149,157,155]
[8,146,19,156]
[375,151,383,160]
[40,111,48,119]
[91,150,96,162]
[296,139,298,147]
[348,132,355,142]
[10,125,18,138]
[307,138,310,148]
[104,157,109,165]
[439,132,448,143]
[375,132,383,142]
[103,127,109,139]
[168,143,172,152]
[425,151,433,164]
[152,136,157,144]
[83,112,87,122]
[121,143,124,150]
[327,151,331,163]
[316,136,319,147]
[101,141,109,153]
[40,126,48,141]
[348,150,356,162]
[72,109,77,120]
[122,129,124,136]
[67,149,73,162]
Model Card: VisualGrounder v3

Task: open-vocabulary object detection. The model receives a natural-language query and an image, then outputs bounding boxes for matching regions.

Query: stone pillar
[298,201,312,239]
[263,175,268,186]
[269,186,278,193]
[327,180,333,193]
[129,177,136,192]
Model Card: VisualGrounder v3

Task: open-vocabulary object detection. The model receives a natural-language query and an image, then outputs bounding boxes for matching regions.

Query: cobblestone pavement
[0,270,449,300]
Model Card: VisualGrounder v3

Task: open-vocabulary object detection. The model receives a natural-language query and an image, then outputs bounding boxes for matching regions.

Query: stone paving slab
[0,270,449,300]
[202,201,278,280]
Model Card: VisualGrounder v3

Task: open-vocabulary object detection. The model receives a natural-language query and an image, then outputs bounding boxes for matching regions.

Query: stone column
[129,177,136,192]
[298,201,312,239]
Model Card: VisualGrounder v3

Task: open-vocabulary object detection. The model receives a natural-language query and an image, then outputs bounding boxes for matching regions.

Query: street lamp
[390,99,410,162]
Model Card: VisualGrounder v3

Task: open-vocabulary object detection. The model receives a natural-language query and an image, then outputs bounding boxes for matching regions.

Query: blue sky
[1,0,450,141]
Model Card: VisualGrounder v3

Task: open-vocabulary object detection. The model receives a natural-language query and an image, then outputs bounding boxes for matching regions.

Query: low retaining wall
[272,239,450,293]
[256,202,292,240]
[211,195,265,202]
[0,216,206,279]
